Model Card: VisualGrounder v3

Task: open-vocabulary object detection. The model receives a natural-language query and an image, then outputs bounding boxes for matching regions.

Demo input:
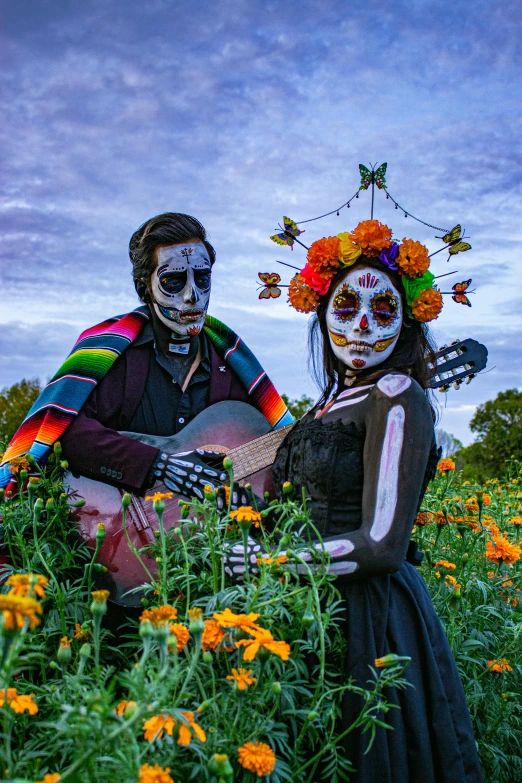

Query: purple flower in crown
[379,242,400,271]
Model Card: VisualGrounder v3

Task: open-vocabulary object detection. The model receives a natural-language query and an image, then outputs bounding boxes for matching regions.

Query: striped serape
[0,306,293,489]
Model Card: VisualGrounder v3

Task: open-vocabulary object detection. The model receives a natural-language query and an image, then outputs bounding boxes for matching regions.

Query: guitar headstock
[428,338,488,391]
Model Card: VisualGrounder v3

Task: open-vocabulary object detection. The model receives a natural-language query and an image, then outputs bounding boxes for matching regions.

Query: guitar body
[66,401,276,606]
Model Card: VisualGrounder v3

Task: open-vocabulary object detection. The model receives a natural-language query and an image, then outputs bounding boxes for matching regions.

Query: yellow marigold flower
[169,622,190,653]
[0,688,38,714]
[188,607,203,622]
[307,236,341,274]
[349,220,393,255]
[5,573,49,599]
[144,491,174,502]
[36,775,61,783]
[415,511,434,526]
[8,456,31,475]
[397,238,430,277]
[201,619,225,652]
[258,554,289,566]
[288,274,320,313]
[444,574,460,588]
[434,511,454,525]
[236,626,291,662]
[229,506,262,526]
[91,589,110,603]
[139,605,178,627]
[139,763,174,783]
[410,287,443,323]
[226,667,257,690]
[437,458,455,473]
[0,593,42,630]
[59,636,71,649]
[434,559,457,571]
[337,232,362,267]
[488,658,513,673]
[74,622,91,642]
[115,700,128,716]
[486,536,522,567]
[238,740,276,777]
[509,516,522,525]
[213,607,261,631]
[465,498,479,514]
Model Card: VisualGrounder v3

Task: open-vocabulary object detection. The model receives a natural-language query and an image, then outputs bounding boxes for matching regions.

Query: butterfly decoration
[258,272,282,299]
[452,279,473,307]
[435,224,472,257]
[359,162,387,191]
[270,216,304,250]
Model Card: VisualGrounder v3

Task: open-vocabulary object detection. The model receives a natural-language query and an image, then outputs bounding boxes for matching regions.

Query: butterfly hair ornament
[261,162,475,321]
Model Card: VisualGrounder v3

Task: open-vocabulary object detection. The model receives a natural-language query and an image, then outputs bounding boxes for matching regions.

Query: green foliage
[460,389,522,481]
[0,379,42,448]
[281,394,314,420]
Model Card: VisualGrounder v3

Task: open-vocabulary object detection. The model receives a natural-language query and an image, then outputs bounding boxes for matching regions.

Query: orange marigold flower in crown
[169,622,190,653]
[0,593,42,630]
[437,458,455,473]
[6,572,49,598]
[397,238,430,277]
[485,536,521,566]
[226,667,257,690]
[306,236,341,275]
[349,220,392,255]
[0,688,38,714]
[434,559,457,571]
[36,775,61,783]
[487,658,513,673]
[238,740,276,777]
[201,619,225,652]
[410,287,443,322]
[213,607,261,631]
[236,626,291,661]
[288,274,320,313]
[139,604,178,627]
[139,763,174,783]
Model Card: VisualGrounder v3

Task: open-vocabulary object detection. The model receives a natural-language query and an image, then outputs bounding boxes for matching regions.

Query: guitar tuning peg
[465,374,475,384]
[438,385,450,393]
[438,345,448,352]
[452,380,462,390]
[451,339,461,346]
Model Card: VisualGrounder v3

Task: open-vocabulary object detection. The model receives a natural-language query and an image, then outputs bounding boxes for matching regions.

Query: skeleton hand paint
[326,266,402,371]
[150,241,211,337]
[155,448,227,500]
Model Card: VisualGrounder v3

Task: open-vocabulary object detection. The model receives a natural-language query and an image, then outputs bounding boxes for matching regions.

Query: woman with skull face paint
[270,223,483,782]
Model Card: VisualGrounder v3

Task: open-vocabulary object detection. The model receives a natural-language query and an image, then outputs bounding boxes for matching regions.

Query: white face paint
[326,265,403,372]
[150,241,212,337]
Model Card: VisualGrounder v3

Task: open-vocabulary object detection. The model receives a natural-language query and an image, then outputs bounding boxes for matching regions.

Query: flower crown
[288,219,442,323]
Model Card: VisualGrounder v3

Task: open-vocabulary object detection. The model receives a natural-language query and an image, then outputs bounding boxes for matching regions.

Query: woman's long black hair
[308,256,439,417]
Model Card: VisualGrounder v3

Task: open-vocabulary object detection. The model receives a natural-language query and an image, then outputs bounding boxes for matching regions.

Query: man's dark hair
[129,212,216,302]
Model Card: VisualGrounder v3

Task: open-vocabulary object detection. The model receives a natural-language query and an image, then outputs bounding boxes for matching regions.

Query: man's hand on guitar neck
[154,448,228,500]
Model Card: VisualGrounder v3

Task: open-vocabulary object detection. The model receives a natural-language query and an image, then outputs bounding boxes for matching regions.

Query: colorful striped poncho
[0,307,293,489]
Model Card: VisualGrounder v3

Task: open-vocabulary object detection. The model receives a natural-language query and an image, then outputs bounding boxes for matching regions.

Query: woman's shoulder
[369,371,430,409]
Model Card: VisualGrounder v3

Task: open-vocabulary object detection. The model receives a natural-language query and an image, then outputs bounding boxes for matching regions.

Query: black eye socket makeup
[371,291,399,326]
[332,285,360,322]
[159,271,187,295]
[194,269,212,291]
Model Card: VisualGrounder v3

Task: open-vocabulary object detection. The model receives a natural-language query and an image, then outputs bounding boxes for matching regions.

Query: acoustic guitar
[66,338,488,606]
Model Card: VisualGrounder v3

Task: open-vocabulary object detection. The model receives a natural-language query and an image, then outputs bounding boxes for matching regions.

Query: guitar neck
[224,423,294,481]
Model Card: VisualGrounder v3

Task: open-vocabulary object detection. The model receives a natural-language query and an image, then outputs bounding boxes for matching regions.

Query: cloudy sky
[1,0,520,443]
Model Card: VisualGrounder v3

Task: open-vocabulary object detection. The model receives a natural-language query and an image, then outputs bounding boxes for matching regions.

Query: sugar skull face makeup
[326,266,402,371]
[150,241,212,336]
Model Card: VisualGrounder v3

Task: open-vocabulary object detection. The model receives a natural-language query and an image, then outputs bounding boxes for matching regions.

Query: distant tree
[282,393,315,420]
[459,388,522,480]
[435,429,463,459]
[0,378,42,448]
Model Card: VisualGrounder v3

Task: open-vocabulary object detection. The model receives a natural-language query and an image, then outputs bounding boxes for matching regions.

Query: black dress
[273,372,483,783]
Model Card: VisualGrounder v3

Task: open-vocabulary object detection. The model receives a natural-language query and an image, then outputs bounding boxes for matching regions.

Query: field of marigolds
[0,445,520,783]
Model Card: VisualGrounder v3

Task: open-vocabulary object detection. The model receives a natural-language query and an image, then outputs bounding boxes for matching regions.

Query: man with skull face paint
[268,223,483,782]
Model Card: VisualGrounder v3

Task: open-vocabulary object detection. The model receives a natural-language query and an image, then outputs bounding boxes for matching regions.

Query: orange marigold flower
[410,287,443,323]
[238,740,276,777]
[288,274,320,313]
[444,574,459,588]
[397,238,430,277]
[91,589,110,603]
[8,456,31,475]
[144,491,174,502]
[236,626,291,661]
[484,521,501,536]
[213,607,261,631]
[139,604,178,627]
[465,498,479,514]
[306,236,341,275]
[437,458,455,473]
[508,516,522,525]
[482,493,491,506]
[226,667,257,690]
[143,713,175,741]
[229,506,262,527]
[139,763,174,783]
[434,559,457,571]
[169,622,190,652]
[74,622,91,642]
[0,593,42,630]
[434,511,449,526]
[415,511,434,526]
[0,688,38,714]
[349,220,392,255]
[487,658,513,673]
[6,573,49,599]
[116,700,128,716]
[36,775,61,783]
[201,619,225,652]
[485,536,521,566]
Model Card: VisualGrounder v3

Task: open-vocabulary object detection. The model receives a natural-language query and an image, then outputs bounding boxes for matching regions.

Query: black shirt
[128,319,211,436]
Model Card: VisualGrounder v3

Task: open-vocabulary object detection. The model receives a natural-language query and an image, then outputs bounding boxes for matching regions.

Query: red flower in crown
[300,263,333,295]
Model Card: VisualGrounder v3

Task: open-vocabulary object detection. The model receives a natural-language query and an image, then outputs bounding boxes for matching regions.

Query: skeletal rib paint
[370,404,405,542]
